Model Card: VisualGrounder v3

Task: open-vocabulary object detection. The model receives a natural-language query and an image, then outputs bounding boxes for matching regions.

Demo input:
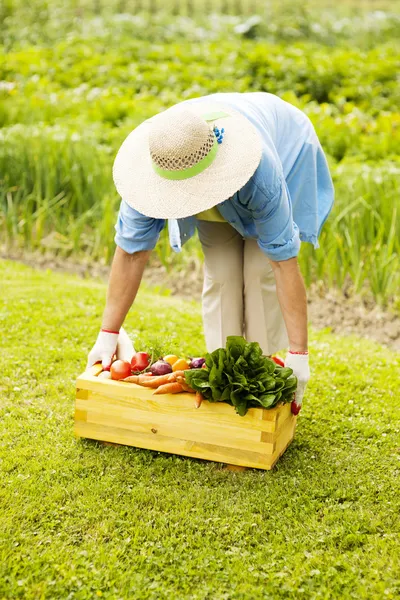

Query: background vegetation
[1,0,400,305]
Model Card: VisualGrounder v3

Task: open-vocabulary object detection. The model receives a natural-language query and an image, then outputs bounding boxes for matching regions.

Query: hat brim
[112,103,262,219]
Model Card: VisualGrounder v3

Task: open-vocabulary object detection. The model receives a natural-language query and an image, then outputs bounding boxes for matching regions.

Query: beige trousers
[197,221,288,355]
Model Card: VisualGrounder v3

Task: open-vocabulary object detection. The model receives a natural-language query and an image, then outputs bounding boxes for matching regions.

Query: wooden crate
[74,366,297,470]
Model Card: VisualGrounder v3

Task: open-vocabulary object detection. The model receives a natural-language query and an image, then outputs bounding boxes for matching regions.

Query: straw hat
[112,102,262,219]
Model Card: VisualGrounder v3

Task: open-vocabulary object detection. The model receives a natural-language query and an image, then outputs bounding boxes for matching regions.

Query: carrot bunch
[122,369,204,408]
[122,370,192,394]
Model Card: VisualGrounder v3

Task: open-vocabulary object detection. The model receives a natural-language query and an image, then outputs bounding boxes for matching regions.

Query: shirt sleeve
[250,179,301,262]
[114,200,165,254]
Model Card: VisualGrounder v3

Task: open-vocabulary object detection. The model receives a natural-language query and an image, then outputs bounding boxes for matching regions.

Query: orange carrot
[194,391,203,408]
[122,375,140,383]
[182,383,196,393]
[176,376,195,393]
[169,370,185,379]
[153,382,184,395]
[122,373,173,387]
[138,374,176,388]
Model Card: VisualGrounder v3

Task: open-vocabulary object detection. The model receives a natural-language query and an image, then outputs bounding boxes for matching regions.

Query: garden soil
[3,251,399,352]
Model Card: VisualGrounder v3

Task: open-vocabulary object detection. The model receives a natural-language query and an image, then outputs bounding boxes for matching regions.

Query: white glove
[285,351,310,415]
[86,327,135,371]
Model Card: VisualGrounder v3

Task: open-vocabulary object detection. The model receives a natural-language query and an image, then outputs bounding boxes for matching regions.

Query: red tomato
[272,355,285,367]
[131,352,150,373]
[110,360,132,380]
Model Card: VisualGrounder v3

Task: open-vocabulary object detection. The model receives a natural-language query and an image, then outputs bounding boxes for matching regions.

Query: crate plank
[77,396,265,442]
[260,404,292,443]
[76,387,280,433]
[76,401,276,454]
[75,421,280,470]
[268,415,297,469]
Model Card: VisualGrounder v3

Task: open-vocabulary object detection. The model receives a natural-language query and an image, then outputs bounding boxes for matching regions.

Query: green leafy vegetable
[185,336,297,416]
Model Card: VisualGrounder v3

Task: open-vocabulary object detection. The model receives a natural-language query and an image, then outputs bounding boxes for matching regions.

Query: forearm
[101,246,151,331]
[270,257,308,352]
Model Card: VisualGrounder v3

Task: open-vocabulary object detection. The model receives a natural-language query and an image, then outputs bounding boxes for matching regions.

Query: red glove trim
[291,401,302,415]
[101,328,120,335]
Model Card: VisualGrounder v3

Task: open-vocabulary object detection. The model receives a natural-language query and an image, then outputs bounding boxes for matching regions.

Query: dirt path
[2,251,399,352]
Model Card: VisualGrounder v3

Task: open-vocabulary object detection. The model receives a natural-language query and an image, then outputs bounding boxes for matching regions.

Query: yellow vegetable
[172,358,190,372]
[163,354,179,365]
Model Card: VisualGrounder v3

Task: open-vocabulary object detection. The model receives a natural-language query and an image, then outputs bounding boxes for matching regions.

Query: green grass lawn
[1,259,399,599]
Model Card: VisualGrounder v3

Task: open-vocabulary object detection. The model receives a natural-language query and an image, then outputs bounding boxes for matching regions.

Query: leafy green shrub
[1,0,399,305]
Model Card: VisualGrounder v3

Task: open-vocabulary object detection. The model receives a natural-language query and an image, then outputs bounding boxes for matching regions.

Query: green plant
[1,0,399,306]
[185,336,297,415]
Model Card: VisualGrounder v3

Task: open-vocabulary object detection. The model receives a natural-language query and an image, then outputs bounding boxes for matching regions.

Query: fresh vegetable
[163,354,178,366]
[110,360,132,380]
[123,371,187,387]
[139,373,176,388]
[122,375,141,384]
[98,371,111,380]
[175,375,195,393]
[172,358,190,372]
[190,357,206,369]
[123,373,167,386]
[272,355,285,367]
[168,370,185,379]
[185,336,298,416]
[153,382,184,395]
[131,351,150,373]
[150,360,173,376]
[194,391,203,409]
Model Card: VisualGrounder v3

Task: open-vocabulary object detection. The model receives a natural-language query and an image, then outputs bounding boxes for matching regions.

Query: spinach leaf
[185,336,298,416]
[258,394,276,408]
[275,366,294,380]
[226,336,246,361]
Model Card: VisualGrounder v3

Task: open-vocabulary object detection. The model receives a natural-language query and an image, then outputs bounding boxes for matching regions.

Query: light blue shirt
[115,92,334,261]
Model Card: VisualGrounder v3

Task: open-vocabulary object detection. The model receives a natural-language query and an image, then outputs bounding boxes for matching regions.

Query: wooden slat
[275,402,292,426]
[260,404,292,443]
[74,408,87,422]
[76,397,263,443]
[268,415,297,469]
[76,399,275,454]
[259,405,282,422]
[74,421,278,470]
[76,387,280,434]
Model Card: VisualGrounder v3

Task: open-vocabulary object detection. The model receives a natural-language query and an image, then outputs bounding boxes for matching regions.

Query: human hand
[285,351,310,415]
[86,327,135,371]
